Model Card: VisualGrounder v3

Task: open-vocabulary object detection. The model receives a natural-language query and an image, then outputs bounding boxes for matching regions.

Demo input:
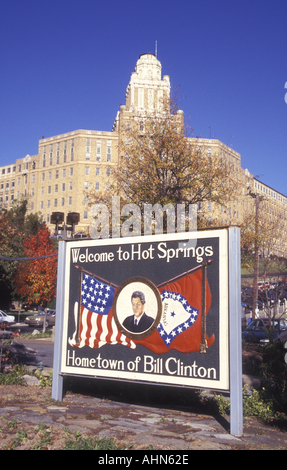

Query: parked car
[0,310,15,326]
[258,281,270,290]
[242,318,287,343]
[23,303,38,312]
[25,309,56,328]
[74,232,88,239]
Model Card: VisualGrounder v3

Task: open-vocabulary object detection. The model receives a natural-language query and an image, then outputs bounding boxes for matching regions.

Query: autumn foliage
[13,225,58,306]
[85,97,238,235]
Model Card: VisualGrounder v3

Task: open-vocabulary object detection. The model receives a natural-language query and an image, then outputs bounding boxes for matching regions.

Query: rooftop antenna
[155,40,157,58]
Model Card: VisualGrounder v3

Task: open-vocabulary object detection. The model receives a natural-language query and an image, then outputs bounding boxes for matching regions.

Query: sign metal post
[229,227,243,436]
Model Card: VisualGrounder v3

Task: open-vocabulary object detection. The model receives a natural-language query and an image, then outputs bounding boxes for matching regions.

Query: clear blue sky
[1,0,287,195]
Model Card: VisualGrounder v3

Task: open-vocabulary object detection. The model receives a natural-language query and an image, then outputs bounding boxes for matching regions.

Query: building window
[96,167,100,176]
[55,184,58,192]
[95,182,100,191]
[85,167,90,176]
[96,139,101,161]
[84,181,89,190]
[107,140,111,162]
[69,196,72,205]
[54,199,58,207]
[139,88,144,108]
[61,197,65,206]
[49,144,53,166]
[86,138,91,160]
[55,170,59,179]
[43,147,46,168]
[63,140,67,163]
[69,182,73,190]
[83,210,88,220]
[71,139,74,161]
[70,167,73,176]
[62,183,65,192]
[56,142,60,164]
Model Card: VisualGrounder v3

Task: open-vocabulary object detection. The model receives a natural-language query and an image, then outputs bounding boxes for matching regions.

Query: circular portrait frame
[113,276,162,340]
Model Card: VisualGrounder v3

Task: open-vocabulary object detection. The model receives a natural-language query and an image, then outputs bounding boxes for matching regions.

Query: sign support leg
[228,227,243,436]
[52,241,66,402]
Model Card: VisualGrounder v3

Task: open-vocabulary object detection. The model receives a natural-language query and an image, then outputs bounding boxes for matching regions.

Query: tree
[0,200,44,307]
[13,225,58,313]
[85,98,238,234]
[241,192,287,321]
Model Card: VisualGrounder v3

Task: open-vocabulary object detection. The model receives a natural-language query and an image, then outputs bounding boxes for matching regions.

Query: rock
[22,375,41,386]
[32,329,40,336]
[242,374,261,391]
[0,330,13,339]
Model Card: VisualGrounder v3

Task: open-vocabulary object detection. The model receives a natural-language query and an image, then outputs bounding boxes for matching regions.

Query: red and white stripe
[69,302,135,349]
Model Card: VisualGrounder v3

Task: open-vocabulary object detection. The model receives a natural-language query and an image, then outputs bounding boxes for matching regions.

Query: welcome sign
[58,230,230,391]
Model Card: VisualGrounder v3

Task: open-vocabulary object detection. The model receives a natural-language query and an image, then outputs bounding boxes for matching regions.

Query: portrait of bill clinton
[122,290,155,334]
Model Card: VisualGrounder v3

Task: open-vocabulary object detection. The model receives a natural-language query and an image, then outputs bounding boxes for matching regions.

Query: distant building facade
[1,53,287,255]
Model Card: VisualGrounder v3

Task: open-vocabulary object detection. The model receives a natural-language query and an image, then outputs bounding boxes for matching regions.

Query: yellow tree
[85,98,238,235]
[241,193,287,322]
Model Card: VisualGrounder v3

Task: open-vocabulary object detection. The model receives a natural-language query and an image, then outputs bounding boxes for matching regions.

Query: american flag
[69,273,135,349]
[158,289,199,348]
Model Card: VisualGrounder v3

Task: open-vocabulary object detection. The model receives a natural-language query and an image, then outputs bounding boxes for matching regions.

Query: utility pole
[248,191,263,320]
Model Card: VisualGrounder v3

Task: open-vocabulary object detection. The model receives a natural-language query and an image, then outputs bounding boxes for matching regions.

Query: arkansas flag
[134,269,215,354]
[69,273,135,349]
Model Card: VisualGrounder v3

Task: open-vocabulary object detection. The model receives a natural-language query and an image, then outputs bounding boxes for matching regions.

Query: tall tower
[112,54,175,134]
[125,53,170,112]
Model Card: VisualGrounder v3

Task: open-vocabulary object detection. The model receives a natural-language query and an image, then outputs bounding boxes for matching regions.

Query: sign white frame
[52,227,242,436]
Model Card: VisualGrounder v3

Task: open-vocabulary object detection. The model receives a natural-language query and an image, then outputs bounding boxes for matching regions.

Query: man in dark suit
[123,290,154,333]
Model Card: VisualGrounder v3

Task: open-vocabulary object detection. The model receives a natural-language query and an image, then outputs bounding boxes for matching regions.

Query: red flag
[134,269,215,354]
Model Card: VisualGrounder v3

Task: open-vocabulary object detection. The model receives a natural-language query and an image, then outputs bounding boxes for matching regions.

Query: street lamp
[51,212,80,239]
[51,212,64,236]
[248,190,263,319]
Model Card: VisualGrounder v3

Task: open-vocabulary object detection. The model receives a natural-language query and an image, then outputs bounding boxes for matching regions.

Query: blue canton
[80,273,115,315]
